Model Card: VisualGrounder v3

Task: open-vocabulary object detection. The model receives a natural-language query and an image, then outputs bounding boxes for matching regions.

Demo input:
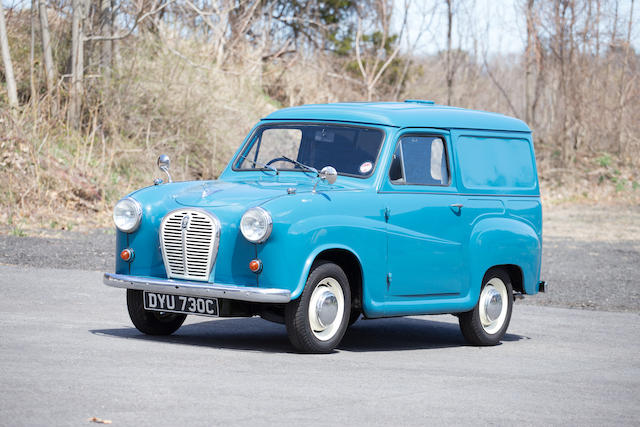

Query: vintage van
[104,100,545,353]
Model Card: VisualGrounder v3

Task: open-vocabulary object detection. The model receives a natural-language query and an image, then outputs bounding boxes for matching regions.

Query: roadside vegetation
[0,0,638,233]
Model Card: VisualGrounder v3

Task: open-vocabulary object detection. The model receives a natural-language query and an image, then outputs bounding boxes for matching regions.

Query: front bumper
[103,273,291,303]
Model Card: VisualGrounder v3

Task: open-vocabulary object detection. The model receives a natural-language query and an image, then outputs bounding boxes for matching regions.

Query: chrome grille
[160,209,219,281]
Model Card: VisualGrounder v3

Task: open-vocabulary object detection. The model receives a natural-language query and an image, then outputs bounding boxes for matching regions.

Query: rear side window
[457,136,535,189]
[389,135,449,185]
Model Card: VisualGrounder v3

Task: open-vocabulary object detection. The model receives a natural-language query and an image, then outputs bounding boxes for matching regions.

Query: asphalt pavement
[0,265,638,426]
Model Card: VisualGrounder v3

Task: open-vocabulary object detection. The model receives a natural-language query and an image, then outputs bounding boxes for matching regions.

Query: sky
[394,0,639,56]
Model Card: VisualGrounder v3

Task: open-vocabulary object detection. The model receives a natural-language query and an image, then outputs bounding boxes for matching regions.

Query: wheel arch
[488,264,524,294]
[314,248,363,314]
[293,245,363,310]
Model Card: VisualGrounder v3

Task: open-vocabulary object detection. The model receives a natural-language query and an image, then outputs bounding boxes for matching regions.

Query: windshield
[234,124,385,177]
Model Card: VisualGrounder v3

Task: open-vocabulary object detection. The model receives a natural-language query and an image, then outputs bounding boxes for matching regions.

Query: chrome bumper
[103,273,291,304]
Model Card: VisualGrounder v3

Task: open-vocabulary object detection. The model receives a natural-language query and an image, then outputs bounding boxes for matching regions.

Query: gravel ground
[1,206,638,312]
[0,229,115,272]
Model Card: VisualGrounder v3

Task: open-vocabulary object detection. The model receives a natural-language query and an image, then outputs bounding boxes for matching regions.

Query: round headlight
[240,207,272,243]
[113,197,142,233]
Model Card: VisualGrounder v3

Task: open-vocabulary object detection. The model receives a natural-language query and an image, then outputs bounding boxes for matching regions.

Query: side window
[389,135,449,185]
[456,136,535,189]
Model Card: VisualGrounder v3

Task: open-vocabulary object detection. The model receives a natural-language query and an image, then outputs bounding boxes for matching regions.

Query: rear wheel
[285,261,351,353]
[126,289,186,335]
[458,268,513,346]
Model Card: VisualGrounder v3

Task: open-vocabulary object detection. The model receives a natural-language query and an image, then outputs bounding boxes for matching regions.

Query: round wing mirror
[157,154,172,183]
[320,166,337,185]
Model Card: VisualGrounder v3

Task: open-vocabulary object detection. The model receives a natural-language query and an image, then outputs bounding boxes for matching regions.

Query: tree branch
[85,0,174,42]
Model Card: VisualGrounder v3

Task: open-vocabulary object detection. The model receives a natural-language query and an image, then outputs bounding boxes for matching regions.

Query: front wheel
[126,289,186,335]
[285,261,351,353]
[458,269,513,346]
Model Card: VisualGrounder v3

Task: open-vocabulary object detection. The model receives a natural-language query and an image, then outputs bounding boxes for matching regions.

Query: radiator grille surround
[160,209,220,281]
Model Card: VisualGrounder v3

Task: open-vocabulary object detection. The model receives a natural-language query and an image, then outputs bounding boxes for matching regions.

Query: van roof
[263,101,531,132]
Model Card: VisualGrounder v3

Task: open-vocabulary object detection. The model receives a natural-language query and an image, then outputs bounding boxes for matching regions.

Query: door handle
[449,203,463,214]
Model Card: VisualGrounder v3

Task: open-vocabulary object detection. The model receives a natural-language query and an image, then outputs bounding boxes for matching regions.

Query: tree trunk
[616,0,634,157]
[0,2,19,108]
[30,0,36,102]
[68,0,86,127]
[99,0,112,74]
[38,0,55,94]
[524,0,535,124]
[445,0,453,106]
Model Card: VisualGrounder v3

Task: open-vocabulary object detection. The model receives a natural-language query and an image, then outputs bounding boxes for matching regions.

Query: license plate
[143,292,219,317]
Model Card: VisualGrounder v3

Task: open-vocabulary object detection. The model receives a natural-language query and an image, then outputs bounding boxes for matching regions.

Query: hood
[172,178,360,208]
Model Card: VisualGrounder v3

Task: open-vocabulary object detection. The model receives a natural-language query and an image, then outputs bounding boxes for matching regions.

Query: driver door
[380,131,467,299]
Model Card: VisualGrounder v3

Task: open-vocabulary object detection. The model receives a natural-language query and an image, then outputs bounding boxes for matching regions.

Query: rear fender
[468,217,542,301]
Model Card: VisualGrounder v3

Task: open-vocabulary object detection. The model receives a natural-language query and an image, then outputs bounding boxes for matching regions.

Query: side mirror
[319,166,337,185]
[157,154,172,183]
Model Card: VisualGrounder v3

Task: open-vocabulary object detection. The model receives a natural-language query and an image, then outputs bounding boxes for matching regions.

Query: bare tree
[445,0,454,105]
[99,0,113,73]
[354,0,409,101]
[68,0,87,127]
[0,1,18,108]
[615,0,635,156]
[30,0,36,101]
[392,0,438,99]
[38,0,55,95]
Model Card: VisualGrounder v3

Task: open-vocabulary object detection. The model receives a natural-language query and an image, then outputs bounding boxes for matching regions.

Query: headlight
[113,197,142,233]
[240,207,272,243]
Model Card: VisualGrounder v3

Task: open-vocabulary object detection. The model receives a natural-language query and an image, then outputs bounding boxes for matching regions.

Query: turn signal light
[249,259,262,273]
[120,248,134,262]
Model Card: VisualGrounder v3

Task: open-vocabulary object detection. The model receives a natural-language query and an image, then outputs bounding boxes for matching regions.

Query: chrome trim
[113,197,142,233]
[160,208,221,281]
[103,273,292,303]
[157,154,172,183]
[240,207,273,244]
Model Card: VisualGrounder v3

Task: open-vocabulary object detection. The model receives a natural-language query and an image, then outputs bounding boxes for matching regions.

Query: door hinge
[384,207,390,222]
[386,272,392,289]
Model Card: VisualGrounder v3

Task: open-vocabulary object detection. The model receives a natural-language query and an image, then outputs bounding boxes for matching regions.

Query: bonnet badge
[181,214,190,230]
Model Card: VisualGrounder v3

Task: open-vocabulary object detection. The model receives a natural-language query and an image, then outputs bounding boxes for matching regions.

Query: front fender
[256,191,387,307]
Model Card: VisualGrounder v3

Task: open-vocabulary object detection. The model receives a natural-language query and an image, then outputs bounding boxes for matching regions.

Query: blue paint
[112,102,542,320]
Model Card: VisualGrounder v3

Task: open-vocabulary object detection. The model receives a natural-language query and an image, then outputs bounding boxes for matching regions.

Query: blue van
[104,101,545,353]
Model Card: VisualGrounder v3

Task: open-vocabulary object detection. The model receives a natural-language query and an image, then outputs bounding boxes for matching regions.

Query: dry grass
[0,36,278,234]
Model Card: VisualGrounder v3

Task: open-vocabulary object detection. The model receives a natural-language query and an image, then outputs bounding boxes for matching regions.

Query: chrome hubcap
[308,277,345,341]
[484,288,503,322]
[479,278,508,334]
[316,291,338,327]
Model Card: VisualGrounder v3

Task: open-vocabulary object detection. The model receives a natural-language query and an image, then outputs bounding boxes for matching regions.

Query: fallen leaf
[88,417,112,424]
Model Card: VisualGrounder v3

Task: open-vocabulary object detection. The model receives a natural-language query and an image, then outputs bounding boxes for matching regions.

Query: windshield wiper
[281,156,318,176]
[239,155,278,175]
